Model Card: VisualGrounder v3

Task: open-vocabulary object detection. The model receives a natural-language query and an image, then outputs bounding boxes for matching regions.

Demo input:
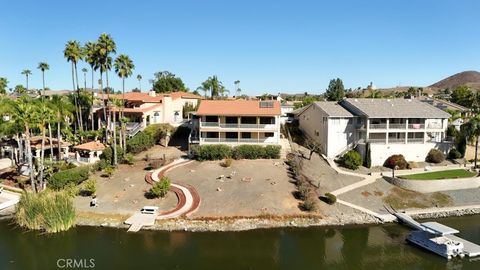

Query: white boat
[407,223,464,259]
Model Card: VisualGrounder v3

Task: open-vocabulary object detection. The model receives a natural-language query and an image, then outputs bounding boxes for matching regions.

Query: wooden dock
[124,213,156,232]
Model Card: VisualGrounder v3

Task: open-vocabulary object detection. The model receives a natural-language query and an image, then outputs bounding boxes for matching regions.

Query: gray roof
[421,222,459,235]
[342,98,451,118]
[312,102,354,117]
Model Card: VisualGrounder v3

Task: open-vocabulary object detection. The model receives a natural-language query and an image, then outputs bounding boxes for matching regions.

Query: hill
[429,71,480,90]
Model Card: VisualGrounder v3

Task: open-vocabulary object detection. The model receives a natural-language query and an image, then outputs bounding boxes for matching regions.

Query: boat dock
[391,211,480,259]
[124,213,156,232]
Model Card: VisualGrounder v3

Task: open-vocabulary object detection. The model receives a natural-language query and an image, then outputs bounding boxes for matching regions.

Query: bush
[80,179,96,196]
[16,191,76,233]
[446,125,459,137]
[456,136,467,158]
[301,196,318,211]
[448,148,462,159]
[264,145,281,159]
[149,177,171,198]
[102,166,114,178]
[232,145,266,159]
[148,159,165,170]
[324,192,337,205]
[426,148,445,163]
[126,132,155,154]
[384,154,409,169]
[93,159,109,172]
[144,124,174,143]
[221,158,233,167]
[49,166,90,190]
[192,144,232,161]
[123,153,134,165]
[341,150,363,170]
[100,146,124,165]
[364,143,372,168]
[297,182,311,200]
[408,161,419,169]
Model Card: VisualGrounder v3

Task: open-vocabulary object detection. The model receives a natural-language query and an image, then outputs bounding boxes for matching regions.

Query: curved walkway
[145,158,200,219]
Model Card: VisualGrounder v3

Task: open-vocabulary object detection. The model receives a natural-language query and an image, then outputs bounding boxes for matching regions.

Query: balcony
[388,138,406,143]
[200,122,277,130]
[389,123,406,129]
[408,123,425,129]
[369,124,387,129]
[201,138,275,144]
[368,138,387,144]
[427,123,443,129]
[407,138,424,143]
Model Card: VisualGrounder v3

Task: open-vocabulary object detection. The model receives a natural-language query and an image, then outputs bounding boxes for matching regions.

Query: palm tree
[84,41,100,130]
[37,62,49,96]
[96,33,116,139]
[137,74,142,91]
[114,54,135,150]
[461,116,480,168]
[0,77,8,95]
[21,69,32,90]
[234,80,241,97]
[50,95,74,161]
[9,96,39,192]
[36,99,54,189]
[64,40,84,130]
[201,76,225,99]
[81,68,88,89]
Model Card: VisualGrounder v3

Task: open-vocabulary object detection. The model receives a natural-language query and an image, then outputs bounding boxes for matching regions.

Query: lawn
[399,169,477,180]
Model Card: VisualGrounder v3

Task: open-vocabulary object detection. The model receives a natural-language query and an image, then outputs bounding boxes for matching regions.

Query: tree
[461,116,480,168]
[136,74,142,91]
[325,78,345,101]
[84,41,98,91]
[64,40,84,130]
[14,85,27,95]
[21,69,32,90]
[0,77,8,95]
[234,80,241,97]
[50,95,74,160]
[114,54,135,151]
[81,68,88,89]
[152,71,186,93]
[450,86,473,108]
[37,62,49,96]
[35,99,55,189]
[304,138,321,160]
[200,76,225,99]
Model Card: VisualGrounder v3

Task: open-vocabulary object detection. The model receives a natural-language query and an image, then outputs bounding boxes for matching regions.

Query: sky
[1,0,480,95]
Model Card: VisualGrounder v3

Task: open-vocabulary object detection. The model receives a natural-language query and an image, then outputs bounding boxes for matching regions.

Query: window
[241,132,251,139]
[265,132,274,138]
[322,117,327,124]
[225,132,238,139]
[260,117,275,124]
[206,132,219,138]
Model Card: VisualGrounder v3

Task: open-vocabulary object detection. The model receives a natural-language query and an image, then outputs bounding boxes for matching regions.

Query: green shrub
[324,192,337,205]
[93,159,109,171]
[341,150,363,170]
[301,196,318,211]
[123,153,135,165]
[364,142,372,168]
[102,166,114,178]
[49,166,90,190]
[446,125,459,137]
[126,132,155,154]
[384,154,409,169]
[80,179,96,196]
[456,136,467,158]
[448,148,462,159]
[264,145,281,159]
[232,145,266,159]
[297,182,311,200]
[192,144,232,160]
[16,191,76,233]
[144,124,174,143]
[149,177,171,198]
[100,146,124,165]
[221,158,233,167]
[426,148,445,163]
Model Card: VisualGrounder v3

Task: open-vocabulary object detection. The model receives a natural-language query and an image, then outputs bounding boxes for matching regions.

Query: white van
[140,206,159,215]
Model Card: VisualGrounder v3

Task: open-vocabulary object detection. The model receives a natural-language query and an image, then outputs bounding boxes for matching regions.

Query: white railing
[201,138,271,144]
[408,123,425,129]
[201,122,277,129]
[389,123,406,129]
[368,138,387,144]
[388,138,406,143]
[408,138,424,143]
[370,124,387,129]
[427,123,443,129]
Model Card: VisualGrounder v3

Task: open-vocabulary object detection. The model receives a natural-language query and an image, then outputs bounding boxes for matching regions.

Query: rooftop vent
[259,101,274,108]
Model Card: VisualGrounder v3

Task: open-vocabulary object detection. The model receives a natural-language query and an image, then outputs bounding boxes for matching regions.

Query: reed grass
[16,191,76,233]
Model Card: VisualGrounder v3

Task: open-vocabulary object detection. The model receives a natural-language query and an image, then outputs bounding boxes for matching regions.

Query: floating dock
[391,211,480,259]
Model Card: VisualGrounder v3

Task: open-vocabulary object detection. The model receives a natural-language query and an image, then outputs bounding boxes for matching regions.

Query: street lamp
[392,165,399,178]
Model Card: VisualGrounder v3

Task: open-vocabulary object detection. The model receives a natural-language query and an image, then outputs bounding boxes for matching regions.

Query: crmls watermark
[57,258,95,269]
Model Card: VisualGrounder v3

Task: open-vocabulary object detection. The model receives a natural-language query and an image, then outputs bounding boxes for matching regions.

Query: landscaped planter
[383,176,480,193]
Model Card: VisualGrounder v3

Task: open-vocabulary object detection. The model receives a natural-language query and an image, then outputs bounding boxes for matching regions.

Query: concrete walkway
[125,213,156,232]
[336,199,396,222]
[157,183,194,219]
[0,189,21,213]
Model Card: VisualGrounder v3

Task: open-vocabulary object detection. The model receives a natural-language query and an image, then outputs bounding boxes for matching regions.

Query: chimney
[149,90,156,97]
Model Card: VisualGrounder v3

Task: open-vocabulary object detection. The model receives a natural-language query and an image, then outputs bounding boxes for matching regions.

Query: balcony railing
[408,123,425,129]
[427,123,443,129]
[200,122,277,129]
[388,138,406,143]
[369,124,387,129]
[389,123,406,129]
[368,138,387,144]
[201,138,273,144]
[407,138,425,143]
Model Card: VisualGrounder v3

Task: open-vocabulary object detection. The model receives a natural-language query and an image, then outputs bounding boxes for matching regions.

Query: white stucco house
[190,100,282,146]
[298,98,452,166]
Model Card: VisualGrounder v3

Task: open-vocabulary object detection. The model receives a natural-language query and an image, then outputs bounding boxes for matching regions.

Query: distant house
[94,90,202,135]
[190,100,281,146]
[74,141,106,164]
[418,96,472,118]
[298,98,452,166]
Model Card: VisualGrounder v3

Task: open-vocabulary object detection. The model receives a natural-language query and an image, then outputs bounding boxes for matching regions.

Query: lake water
[1,216,480,270]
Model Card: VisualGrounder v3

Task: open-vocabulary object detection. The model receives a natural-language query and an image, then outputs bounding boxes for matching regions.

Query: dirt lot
[165,159,304,217]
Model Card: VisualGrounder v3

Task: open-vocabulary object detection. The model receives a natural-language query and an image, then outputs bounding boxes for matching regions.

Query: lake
[1,216,480,269]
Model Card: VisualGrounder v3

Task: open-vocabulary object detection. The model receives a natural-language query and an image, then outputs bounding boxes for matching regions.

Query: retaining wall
[383,176,480,193]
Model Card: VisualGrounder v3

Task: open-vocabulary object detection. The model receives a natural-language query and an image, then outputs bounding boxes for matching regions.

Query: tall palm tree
[21,69,32,90]
[137,74,142,91]
[201,76,225,99]
[96,33,116,139]
[461,116,480,168]
[82,68,88,89]
[0,77,8,95]
[114,54,135,150]
[64,40,84,130]
[50,95,74,161]
[9,96,39,192]
[37,62,49,96]
[234,80,241,97]
[84,41,100,130]
[36,99,54,189]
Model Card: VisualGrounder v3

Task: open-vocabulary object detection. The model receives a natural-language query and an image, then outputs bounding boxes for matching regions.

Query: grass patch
[383,187,453,209]
[399,169,477,180]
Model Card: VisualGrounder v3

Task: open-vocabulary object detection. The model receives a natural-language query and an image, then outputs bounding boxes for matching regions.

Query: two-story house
[299,98,451,166]
[190,100,281,145]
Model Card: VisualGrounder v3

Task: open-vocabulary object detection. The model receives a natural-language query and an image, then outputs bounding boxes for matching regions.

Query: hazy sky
[1,0,479,95]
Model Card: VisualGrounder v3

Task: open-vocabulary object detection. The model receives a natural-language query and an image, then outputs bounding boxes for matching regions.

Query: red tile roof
[196,100,281,116]
[74,141,106,151]
[97,91,202,103]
